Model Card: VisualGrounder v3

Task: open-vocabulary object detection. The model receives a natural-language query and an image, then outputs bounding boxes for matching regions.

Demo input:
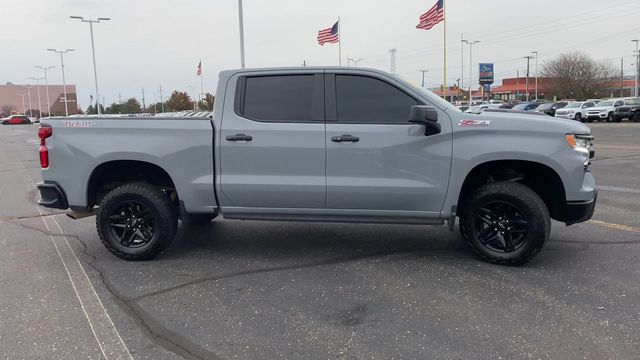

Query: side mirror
[409,105,441,136]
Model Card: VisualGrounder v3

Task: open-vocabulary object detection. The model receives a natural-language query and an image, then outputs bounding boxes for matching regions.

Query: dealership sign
[479,63,494,85]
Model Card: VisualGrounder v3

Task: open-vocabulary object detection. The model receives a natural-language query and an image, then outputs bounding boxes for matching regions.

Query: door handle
[226,134,253,141]
[331,134,360,143]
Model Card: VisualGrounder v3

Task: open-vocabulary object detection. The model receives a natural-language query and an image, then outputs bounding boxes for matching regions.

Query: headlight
[566,134,594,158]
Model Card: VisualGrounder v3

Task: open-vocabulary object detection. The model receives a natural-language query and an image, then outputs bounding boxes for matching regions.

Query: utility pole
[420,70,429,87]
[633,40,639,97]
[141,88,146,110]
[238,0,246,69]
[47,48,74,116]
[389,48,397,74]
[524,56,533,102]
[621,58,624,97]
[35,65,54,116]
[532,51,539,101]
[159,85,164,113]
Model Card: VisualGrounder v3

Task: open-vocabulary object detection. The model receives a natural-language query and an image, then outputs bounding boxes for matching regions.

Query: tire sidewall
[463,184,548,264]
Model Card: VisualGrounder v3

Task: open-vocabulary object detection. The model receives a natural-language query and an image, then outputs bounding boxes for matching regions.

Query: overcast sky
[3,0,640,108]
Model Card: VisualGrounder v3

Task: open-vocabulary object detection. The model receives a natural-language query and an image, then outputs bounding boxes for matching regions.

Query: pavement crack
[130,247,432,302]
[0,212,65,224]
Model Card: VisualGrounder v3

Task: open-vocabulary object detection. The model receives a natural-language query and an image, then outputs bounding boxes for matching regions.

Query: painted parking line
[17,164,132,360]
[588,220,640,234]
[597,185,640,194]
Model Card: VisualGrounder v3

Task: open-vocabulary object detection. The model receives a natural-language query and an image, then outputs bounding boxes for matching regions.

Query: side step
[66,210,97,220]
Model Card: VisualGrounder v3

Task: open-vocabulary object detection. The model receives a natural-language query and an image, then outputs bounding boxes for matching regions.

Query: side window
[335,75,419,123]
[239,75,314,121]
[615,101,623,107]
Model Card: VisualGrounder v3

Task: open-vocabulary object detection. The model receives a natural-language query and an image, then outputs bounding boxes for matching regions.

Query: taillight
[38,125,52,168]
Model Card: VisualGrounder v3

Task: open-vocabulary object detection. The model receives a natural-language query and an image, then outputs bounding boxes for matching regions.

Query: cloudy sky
[3,0,640,108]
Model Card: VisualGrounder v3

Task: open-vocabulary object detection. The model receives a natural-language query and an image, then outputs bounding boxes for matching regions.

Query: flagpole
[338,17,342,66]
[200,60,204,104]
[443,0,447,100]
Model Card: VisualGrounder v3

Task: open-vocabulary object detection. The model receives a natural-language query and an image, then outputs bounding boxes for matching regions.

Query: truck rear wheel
[459,182,550,266]
[96,183,178,261]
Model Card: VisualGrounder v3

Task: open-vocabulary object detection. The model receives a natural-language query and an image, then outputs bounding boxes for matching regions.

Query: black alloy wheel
[575,113,583,122]
[473,201,528,253]
[108,200,156,248]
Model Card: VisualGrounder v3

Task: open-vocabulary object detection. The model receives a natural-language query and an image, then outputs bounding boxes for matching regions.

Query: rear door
[324,71,452,214]
[219,71,326,210]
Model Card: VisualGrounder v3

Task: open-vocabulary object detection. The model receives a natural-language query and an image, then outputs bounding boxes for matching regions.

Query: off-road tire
[459,182,550,266]
[96,183,178,261]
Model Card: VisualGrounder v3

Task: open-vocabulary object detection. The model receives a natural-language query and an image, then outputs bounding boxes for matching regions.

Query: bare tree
[541,51,617,100]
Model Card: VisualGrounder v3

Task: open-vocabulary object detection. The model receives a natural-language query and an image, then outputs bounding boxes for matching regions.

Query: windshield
[394,74,461,113]
[565,102,581,108]
[512,103,531,110]
[597,100,614,107]
[537,103,553,110]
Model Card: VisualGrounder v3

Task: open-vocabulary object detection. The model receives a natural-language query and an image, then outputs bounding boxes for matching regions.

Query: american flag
[317,21,339,45]
[416,0,444,30]
[196,61,202,76]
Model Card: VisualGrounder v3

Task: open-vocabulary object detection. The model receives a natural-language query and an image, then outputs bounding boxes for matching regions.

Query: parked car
[612,97,640,122]
[1,115,31,125]
[456,105,469,112]
[554,101,596,122]
[535,101,568,116]
[464,104,490,114]
[36,67,596,266]
[585,99,624,122]
[511,102,539,111]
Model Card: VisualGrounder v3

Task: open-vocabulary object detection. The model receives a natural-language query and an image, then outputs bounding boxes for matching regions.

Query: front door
[219,72,326,210]
[324,72,452,214]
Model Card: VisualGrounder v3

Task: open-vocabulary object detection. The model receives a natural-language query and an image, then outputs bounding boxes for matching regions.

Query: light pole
[460,34,465,91]
[70,16,110,115]
[24,86,33,118]
[28,77,45,118]
[47,48,75,116]
[633,40,639,98]
[524,56,533,102]
[420,69,429,87]
[19,94,27,114]
[463,40,480,104]
[532,51,539,101]
[238,0,246,69]
[35,65,55,116]
[347,58,364,67]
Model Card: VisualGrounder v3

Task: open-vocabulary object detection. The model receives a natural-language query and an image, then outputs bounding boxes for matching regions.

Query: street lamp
[35,65,55,116]
[19,93,28,114]
[28,77,45,118]
[463,40,480,104]
[24,86,33,118]
[420,69,429,87]
[348,58,364,67]
[632,40,639,98]
[532,51,539,101]
[47,48,75,116]
[70,16,111,115]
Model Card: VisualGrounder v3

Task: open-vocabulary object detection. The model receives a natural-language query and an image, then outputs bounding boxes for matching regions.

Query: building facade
[0,83,78,117]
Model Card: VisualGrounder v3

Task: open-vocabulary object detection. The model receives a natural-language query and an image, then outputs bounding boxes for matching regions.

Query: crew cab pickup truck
[37,67,597,265]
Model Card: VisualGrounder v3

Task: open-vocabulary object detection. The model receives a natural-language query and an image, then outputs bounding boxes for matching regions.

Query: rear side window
[239,75,314,121]
[335,75,419,123]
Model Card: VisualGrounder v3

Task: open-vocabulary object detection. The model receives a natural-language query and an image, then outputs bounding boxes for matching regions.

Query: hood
[590,106,609,111]
[474,110,591,134]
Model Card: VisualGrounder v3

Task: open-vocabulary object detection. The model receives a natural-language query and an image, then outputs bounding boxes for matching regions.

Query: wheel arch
[456,159,567,222]
[87,160,177,209]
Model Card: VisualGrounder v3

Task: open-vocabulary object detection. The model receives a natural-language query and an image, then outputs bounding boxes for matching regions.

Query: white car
[585,99,624,122]
[464,104,491,114]
[554,101,596,122]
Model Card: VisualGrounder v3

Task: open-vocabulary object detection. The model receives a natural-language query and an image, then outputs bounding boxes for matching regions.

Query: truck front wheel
[459,182,550,266]
[96,183,178,261]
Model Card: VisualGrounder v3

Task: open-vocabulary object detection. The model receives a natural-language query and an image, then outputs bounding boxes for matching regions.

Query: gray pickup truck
[37,67,596,265]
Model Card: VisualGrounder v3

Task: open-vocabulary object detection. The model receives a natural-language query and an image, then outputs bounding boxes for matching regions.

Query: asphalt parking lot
[1,121,639,359]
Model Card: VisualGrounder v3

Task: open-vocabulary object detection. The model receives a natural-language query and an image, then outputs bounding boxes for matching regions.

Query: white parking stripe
[17,164,133,359]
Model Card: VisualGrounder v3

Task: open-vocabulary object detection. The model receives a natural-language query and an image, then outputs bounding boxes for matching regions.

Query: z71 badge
[458,119,491,127]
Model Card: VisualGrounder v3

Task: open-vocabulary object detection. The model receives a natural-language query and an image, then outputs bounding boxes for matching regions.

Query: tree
[198,92,215,111]
[121,98,142,114]
[166,91,193,111]
[541,51,617,100]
